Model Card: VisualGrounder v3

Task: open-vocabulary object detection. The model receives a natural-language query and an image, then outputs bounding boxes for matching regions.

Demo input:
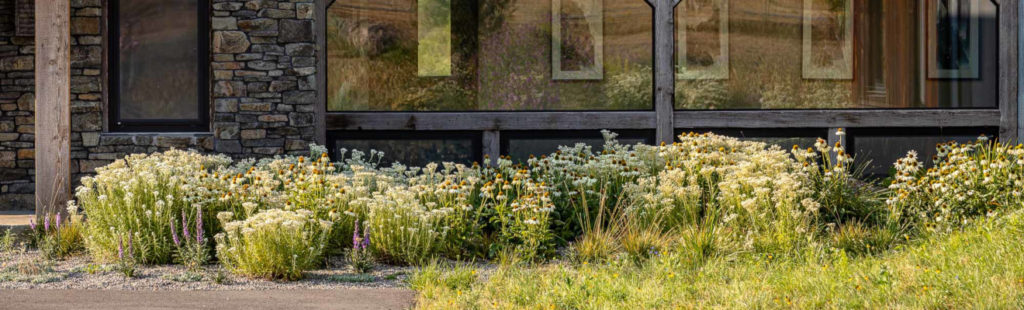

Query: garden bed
[0,249,416,290]
[9,131,1024,308]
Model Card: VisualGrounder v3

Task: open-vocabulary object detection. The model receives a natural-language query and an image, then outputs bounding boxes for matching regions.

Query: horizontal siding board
[675,110,1001,128]
[326,110,1000,131]
[326,112,658,131]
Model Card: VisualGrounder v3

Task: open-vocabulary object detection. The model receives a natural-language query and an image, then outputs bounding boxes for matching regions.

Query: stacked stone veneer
[0,0,320,211]
[0,20,33,210]
[211,0,318,157]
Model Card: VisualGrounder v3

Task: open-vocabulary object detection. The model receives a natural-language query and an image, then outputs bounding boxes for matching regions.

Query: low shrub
[626,132,821,256]
[214,209,332,280]
[360,188,449,265]
[76,150,232,264]
[1,228,15,254]
[887,137,1024,233]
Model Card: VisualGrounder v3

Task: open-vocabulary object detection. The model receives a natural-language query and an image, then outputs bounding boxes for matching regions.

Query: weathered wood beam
[34,0,71,216]
[325,109,1000,132]
[1000,0,1021,142]
[674,109,1002,129]
[326,111,657,131]
[315,0,328,145]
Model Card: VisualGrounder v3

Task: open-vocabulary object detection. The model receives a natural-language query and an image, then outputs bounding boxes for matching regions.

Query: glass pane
[674,0,999,109]
[327,0,653,111]
[852,131,991,176]
[504,131,651,163]
[118,0,199,120]
[332,134,478,167]
[677,128,825,150]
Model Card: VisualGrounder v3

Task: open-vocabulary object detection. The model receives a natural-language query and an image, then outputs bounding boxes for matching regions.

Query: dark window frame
[107,0,211,132]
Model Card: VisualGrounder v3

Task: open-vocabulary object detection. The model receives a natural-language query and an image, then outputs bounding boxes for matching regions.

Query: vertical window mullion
[651,0,678,144]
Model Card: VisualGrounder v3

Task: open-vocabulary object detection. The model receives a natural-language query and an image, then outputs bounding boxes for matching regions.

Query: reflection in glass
[676,0,729,80]
[927,0,979,78]
[674,0,999,110]
[552,0,603,80]
[418,0,451,76]
[334,138,476,167]
[327,0,653,111]
[853,133,987,176]
[677,129,825,150]
[118,0,199,120]
[506,136,649,163]
[802,0,853,79]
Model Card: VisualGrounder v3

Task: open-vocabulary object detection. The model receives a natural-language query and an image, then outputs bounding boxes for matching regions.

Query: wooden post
[482,130,500,165]
[315,0,328,146]
[649,0,680,144]
[34,0,71,217]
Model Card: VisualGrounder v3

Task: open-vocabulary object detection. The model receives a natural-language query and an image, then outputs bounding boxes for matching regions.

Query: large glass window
[326,0,653,111]
[502,130,653,163]
[328,131,481,166]
[850,128,996,177]
[674,0,999,109]
[676,128,826,149]
[109,0,208,131]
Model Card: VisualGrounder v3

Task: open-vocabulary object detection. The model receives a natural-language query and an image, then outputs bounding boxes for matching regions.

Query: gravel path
[0,250,417,291]
[0,288,416,310]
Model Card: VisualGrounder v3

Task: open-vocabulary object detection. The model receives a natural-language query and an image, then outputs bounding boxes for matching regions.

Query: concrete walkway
[0,210,32,233]
[0,288,417,310]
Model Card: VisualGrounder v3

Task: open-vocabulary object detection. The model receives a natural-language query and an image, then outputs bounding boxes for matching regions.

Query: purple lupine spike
[43,214,50,232]
[28,216,36,231]
[127,233,134,258]
[362,226,370,250]
[118,236,125,260]
[170,218,180,247]
[196,207,204,244]
[181,210,190,242]
[55,213,62,229]
[352,220,360,250]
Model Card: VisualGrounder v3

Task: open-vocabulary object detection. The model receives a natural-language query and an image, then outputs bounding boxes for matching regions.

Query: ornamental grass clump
[214,209,332,280]
[887,136,1024,233]
[75,149,232,264]
[31,203,86,260]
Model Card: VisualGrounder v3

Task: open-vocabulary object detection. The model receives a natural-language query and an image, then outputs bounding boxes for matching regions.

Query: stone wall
[0,0,321,211]
[211,0,317,157]
[0,25,33,210]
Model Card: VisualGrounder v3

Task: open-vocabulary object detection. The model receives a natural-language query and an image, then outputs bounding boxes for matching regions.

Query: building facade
[1,0,1022,211]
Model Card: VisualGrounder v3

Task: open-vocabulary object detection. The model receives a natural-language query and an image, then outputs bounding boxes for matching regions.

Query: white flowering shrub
[526,131,657,242]
[76,149,232,263]
[793,131,885,225]
[80,129,987,273]
[627,132,820,254]
[887,137,1024,233]
[214,209,332,280]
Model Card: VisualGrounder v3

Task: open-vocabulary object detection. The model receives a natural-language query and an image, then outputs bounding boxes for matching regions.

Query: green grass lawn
[412,211,1024,309]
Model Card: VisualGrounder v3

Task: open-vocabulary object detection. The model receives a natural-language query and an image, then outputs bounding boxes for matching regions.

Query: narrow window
[109,0,209,132]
